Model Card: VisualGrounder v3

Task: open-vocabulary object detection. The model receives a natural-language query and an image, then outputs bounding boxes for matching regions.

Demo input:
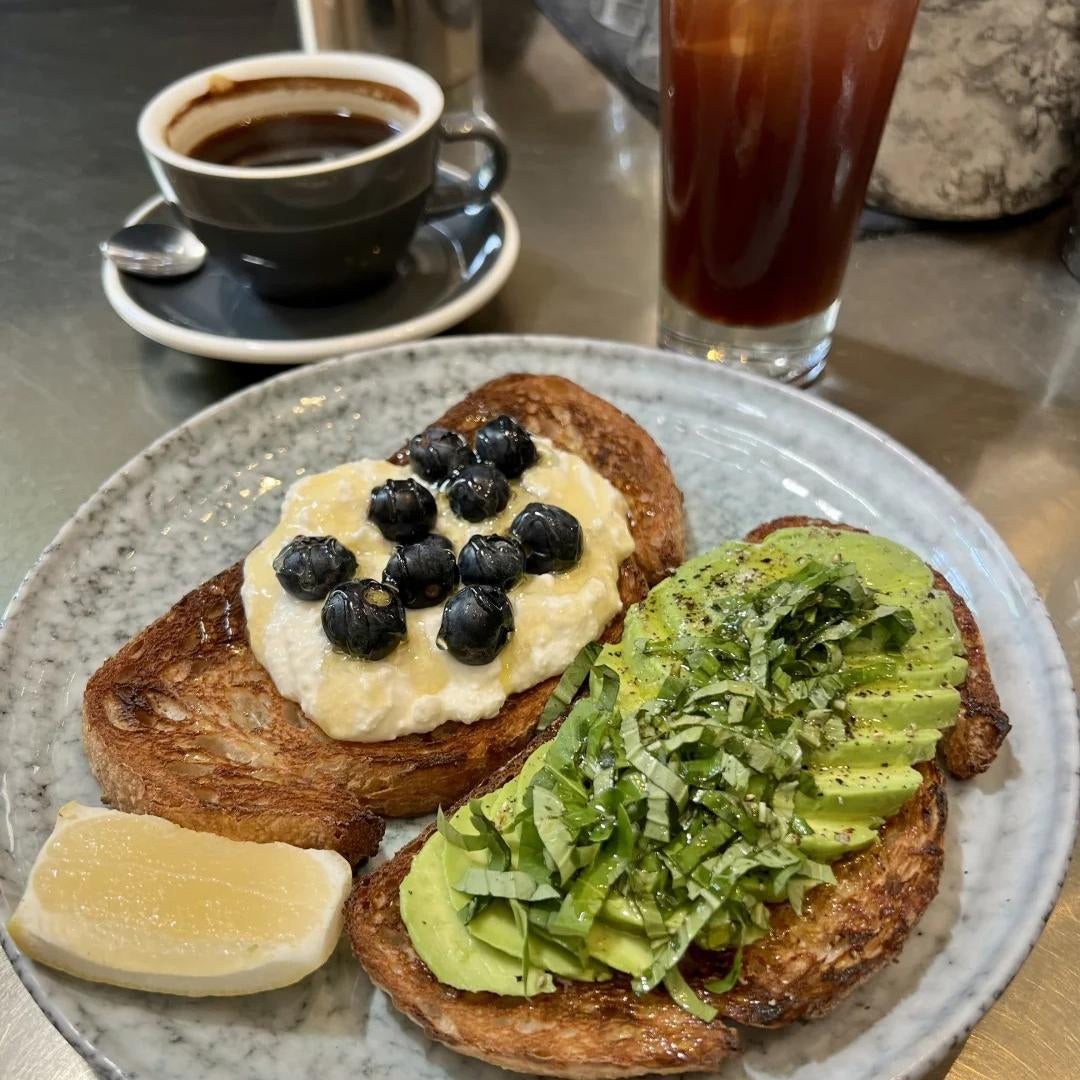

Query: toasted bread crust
[930,574,1011,778]
[743,516,1010,779]
[346,517,1005,1073]
[714,762,946,1025]
[83,375,681,861]
[82,564,386,865]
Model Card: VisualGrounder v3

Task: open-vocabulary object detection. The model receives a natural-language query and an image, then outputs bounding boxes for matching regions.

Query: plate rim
[99,195,521,364]
[1,333,1076,1080]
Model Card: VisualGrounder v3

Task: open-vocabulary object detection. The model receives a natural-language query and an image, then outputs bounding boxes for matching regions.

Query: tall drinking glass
[658,0,920,383]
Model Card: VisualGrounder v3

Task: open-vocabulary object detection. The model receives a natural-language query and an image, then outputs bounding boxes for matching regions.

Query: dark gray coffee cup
[138,52,507,303]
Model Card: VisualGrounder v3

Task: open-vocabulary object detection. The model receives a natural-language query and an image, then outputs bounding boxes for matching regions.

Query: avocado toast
[346,518,1008,1076]
[82,375,685,863]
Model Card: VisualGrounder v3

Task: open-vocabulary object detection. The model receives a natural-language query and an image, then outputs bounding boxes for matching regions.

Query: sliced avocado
[600,541,799,690]
[402,527,972,997]
[481,772,522,831]
[584,920,655,976]
[809,726,941,768]
[911,591,966,651]
[598,893,646,932]
[880,656,967,691]
[443,831,489,906]
[911,648,968,679]
[440,743,605,981]
[467,901,611,981]
[846,685,962,730]
[400,833,554,996]
[513,742,552,806]
[696,920,736,951]
[441,741,557,902]
[797,817,880,861]
[797,764,923,822]
[873,632,962,667]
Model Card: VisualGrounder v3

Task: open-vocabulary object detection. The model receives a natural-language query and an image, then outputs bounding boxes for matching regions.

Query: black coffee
[189,111,400,167]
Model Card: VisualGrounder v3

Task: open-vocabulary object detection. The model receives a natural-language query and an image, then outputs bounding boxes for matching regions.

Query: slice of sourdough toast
[82,375,684,863]
[344,519,1006,1075]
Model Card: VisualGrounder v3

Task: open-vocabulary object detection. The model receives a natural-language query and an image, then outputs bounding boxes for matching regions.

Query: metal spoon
[100,223,207,279]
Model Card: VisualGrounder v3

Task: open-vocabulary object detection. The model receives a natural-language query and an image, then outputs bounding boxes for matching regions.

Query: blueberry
[437,585,514,665]
[458,534,525,591]
[408,426,475,483]
[509,502,584,573]
[272,535,357,601]
[446,463,510,522]
[321,579,407,660]
[474,415,537,479]
[369,478,437,543]
[383,535,459,609]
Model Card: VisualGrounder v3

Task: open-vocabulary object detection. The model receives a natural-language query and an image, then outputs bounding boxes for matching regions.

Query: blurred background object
[625,1,658,92]
[589,0,646,36]
[1060,187,1080,281]
[866,0,1080,219]
[296,0,482,112]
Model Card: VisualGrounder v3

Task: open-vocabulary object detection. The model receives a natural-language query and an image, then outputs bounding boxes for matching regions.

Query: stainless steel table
[1,2,1077,1078]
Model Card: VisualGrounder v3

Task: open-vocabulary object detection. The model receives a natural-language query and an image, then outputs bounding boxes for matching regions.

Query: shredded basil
[454,868,561,902]
[437,806,489,851]
[509,897,532,993]
[663,965,718,1023]
[704,947,743,995]
[532,786,576,884]
[439,559,914,1020]
[538,642,602,729]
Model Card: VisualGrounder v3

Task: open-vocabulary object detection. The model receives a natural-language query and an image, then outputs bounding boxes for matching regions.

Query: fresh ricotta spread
[242,438,635,742]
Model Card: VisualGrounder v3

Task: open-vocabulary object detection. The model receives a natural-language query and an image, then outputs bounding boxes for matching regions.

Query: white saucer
[101,190,519,364]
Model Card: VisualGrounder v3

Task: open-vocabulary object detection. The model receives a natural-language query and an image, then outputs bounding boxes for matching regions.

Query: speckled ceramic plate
[1,336,1075,1080]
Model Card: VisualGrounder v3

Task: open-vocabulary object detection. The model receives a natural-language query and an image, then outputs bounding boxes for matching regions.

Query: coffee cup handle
[426,113,509,217]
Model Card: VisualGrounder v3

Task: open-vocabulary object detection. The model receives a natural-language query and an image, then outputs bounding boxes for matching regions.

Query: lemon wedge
[7,803,352,996]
